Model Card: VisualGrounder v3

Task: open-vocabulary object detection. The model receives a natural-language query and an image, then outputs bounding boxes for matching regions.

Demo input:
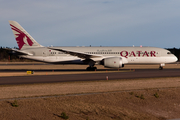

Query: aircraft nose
[173,55,178,62]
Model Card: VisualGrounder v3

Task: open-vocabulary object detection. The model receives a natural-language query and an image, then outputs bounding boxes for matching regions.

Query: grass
[60,112,69,119]
[154,92,159,98]
[135,94,145,100]
[129,92,134,95]
[11,100,18,107]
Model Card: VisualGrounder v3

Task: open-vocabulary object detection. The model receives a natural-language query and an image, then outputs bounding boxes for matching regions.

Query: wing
[48,47,102,59]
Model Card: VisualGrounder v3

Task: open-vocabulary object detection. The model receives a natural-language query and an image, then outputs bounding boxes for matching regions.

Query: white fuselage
[20,46,177,65]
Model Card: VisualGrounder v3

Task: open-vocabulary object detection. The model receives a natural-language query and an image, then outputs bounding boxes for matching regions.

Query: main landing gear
[85,60,97,71]
[86,66,97,71]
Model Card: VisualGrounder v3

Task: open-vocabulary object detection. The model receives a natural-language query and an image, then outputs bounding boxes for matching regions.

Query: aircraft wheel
[86,67,91,71]
[93,67,97,71]
[86,67,97,71]
[159,66,163,70]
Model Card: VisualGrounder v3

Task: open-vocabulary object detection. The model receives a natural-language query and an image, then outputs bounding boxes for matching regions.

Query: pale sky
[1,0,180,48]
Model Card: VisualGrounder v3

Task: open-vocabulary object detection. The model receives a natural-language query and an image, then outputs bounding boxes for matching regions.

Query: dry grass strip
[0,77,180,99]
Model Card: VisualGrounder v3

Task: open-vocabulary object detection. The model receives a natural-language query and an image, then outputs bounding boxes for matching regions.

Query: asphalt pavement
[0,69,180,85]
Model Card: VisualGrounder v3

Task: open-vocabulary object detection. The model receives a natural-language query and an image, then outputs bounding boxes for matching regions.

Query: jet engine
[101,57,124,68]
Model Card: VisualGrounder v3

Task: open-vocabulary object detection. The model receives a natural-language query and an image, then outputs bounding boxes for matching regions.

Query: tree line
[167,48,180,61]
[0,47,32,62]
[0,47,180,62]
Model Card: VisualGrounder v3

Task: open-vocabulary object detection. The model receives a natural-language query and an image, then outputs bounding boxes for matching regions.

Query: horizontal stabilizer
[5,48,33,56]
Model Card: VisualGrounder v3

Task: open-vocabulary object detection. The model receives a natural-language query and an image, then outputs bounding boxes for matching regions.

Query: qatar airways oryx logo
[10,24,33,50]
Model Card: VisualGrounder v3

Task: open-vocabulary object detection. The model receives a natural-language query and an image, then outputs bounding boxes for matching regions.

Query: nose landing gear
[159,66,163,70]
[159,63,165,70]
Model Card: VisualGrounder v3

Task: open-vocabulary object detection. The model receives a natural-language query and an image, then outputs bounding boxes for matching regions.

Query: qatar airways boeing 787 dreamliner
[8,21,177,70]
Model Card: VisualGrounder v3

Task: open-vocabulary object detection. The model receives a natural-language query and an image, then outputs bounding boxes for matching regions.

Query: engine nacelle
[101,57,124,68]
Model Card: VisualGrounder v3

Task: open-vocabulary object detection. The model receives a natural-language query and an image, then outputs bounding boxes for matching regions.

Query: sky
[1,0,180,48]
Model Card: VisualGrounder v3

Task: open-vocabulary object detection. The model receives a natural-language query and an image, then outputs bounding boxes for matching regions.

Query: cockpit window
[167,52,171,54]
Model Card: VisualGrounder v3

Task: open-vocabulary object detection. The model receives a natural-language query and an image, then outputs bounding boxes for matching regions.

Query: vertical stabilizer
[9,21,43,50]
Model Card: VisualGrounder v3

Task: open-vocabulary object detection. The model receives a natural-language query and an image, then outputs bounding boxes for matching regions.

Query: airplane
[8,21,178,70]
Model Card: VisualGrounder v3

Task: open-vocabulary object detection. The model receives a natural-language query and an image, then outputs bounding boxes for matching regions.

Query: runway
[0,69,180,85]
